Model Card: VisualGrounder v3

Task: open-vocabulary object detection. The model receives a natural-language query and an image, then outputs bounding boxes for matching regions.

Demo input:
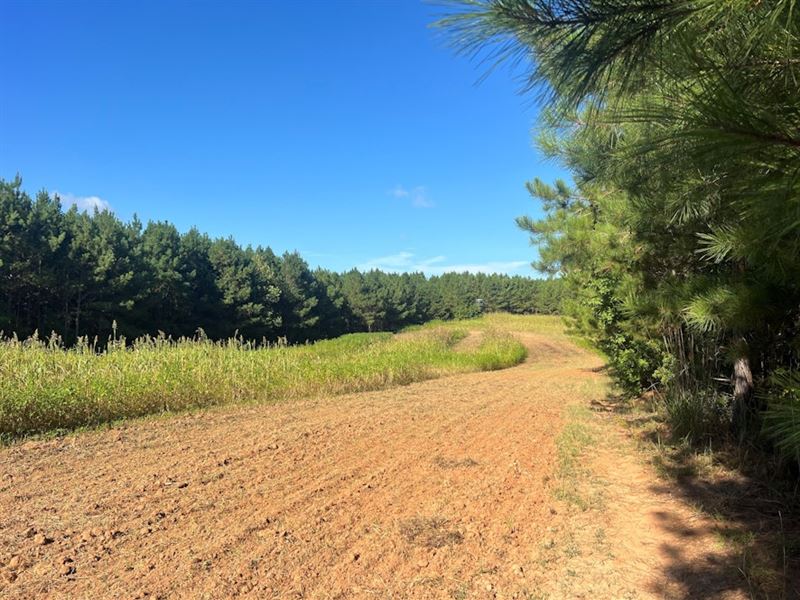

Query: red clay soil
[0,332,749,599]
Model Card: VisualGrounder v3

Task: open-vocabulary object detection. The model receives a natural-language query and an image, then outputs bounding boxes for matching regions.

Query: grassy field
[0,316,533,439]
[404,312,568,336]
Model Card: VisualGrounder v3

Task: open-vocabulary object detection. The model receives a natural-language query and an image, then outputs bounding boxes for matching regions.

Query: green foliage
[763,370,800,464]
[0,320,526,439]
[438,0,800,453]
[0,178,563,345]
[661,388,731,445]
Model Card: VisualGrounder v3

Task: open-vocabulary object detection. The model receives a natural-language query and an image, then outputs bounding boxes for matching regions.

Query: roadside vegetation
[437,4,800,592]
[440,0,800,472]
[554,403,598,511]
[0,318,526,440]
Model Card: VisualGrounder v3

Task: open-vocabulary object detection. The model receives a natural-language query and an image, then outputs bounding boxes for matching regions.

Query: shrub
[763,369,800,464]
[661,388,731,445]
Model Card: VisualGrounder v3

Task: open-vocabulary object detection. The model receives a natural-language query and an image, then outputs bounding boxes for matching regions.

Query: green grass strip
[0,324,526,439]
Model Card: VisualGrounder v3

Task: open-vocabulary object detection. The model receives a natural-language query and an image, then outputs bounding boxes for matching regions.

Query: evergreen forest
[440,0,800,462]
[0,177,562,345]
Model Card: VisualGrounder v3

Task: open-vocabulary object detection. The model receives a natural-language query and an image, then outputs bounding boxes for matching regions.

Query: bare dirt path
[0,332,747,599]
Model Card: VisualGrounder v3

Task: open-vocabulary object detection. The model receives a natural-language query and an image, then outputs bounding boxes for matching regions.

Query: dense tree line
[0,177,562,344]
[441,1,800,459]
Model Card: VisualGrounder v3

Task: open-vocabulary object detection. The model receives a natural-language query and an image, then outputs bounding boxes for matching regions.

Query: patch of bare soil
[0,332,759,599]
[537,432,752,600]
[452,330,484,353]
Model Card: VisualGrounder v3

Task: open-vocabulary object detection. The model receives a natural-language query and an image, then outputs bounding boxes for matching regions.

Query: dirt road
[0,332,748,599]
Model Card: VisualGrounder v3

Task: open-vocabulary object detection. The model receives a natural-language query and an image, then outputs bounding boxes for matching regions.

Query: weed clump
[399,517,464,548]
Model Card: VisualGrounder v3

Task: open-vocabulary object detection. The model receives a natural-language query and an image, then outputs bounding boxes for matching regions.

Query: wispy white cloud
[430,260,530,275]
[388,185,433,208]
[56,191,112,213]
[359,252,529,276]
[389,185,409,199]
[364,250,415,268]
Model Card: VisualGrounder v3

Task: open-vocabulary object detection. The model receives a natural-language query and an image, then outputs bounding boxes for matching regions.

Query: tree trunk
[731,343,754,435]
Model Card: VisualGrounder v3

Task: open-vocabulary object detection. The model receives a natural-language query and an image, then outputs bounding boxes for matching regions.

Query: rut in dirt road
[0,332,746,599]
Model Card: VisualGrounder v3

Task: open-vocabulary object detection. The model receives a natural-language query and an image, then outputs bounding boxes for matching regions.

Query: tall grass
[0,324,526,439]
[660,388,731,445]
[404,313,567,336]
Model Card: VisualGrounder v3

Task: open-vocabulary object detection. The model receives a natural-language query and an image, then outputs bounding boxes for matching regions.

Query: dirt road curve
[0,332,743,599]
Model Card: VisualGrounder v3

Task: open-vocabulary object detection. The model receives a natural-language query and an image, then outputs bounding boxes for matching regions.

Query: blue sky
[0,0,565,276]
